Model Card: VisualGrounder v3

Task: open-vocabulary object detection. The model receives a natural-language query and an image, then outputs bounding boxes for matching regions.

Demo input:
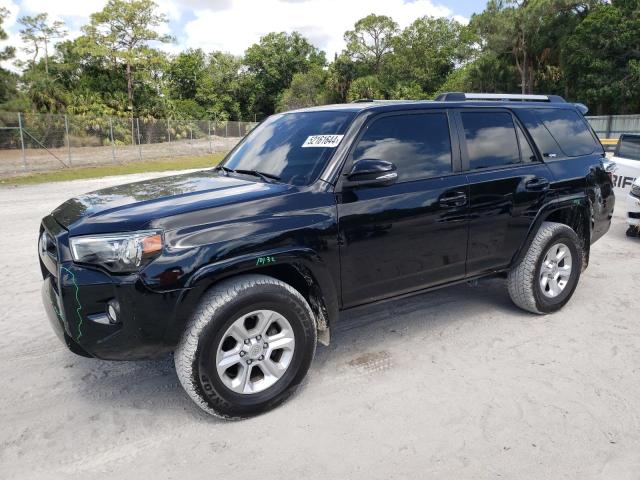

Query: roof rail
[350,98,417,104]
[435,92,566,103]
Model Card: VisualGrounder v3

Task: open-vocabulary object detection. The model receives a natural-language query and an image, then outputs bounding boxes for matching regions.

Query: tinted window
[535,108,598,157]
[515,109,562,158]
[516,122,536,162]
[353,113,452,182]
[223,111,355,185]
[617,135,640,161]
[461,112,520,169]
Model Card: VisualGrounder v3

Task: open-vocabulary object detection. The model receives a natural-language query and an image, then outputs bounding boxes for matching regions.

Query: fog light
[106,300,120,324]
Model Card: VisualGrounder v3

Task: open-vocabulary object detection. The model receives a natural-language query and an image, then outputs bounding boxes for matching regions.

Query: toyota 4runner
[39,93,615,418]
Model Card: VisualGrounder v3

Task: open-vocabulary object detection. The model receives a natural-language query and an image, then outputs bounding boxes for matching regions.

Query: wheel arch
[167,248,338,347]
[512,198,591,271]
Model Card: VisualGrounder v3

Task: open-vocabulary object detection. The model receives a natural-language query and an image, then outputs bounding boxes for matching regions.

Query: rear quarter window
[535,108,600,157]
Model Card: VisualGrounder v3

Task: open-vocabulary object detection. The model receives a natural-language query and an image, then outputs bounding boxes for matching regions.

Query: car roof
[286,100,579,115]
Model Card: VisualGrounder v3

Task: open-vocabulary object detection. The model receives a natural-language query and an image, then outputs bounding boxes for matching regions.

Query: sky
[0,0,487,70]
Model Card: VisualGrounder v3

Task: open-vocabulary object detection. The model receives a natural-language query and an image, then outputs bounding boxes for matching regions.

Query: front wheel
[175,274,317,419]
[508,221,583,314]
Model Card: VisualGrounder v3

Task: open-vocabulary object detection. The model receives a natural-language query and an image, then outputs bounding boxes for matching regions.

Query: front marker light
[70,231,163,273]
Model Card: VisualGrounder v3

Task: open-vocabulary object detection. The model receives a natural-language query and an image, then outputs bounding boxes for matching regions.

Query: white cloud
[182,0,463,57]
[20,0,106,18]
[0,0,468,72]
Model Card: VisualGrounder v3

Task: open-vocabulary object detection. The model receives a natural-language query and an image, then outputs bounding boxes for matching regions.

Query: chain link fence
[0,111,257,176]
[1,111,639,177]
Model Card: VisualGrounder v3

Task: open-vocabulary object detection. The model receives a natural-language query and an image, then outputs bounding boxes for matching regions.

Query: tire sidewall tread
[508,221,583,314]
[175,274,316,419]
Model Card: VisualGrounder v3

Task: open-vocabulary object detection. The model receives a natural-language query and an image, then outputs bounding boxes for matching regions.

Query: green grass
[0,153,226,186]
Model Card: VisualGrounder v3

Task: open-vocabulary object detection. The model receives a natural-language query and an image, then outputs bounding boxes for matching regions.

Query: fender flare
[165,246,339,346]
[510,195,591,268]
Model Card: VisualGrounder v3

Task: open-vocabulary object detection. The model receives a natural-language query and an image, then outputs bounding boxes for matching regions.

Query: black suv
[39,93,614,418]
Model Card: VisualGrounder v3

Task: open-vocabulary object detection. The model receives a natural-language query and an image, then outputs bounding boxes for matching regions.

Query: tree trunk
[44,38,49,75]
[521,30,528,94]
[126,60,134,114]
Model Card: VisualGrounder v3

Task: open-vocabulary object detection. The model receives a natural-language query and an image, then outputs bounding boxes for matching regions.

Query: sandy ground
[1,172,639,480]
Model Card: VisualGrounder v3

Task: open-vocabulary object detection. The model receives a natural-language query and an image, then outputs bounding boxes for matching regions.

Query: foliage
[563,1,640,114]
[244,32,326,117]
[0,0,639,123]
[18,13,67,74]
[347,75,384,102]
[81,0,173,114]
[385,16,473,96]
[0,7,17,104]
[277,67,329,112]
[344,14,398,74]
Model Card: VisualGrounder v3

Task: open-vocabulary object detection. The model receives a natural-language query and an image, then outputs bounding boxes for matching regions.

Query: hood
[52,169,290,235]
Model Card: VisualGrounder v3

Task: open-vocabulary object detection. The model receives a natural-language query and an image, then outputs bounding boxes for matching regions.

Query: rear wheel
[508,221,583,314]
[175,274,316,418]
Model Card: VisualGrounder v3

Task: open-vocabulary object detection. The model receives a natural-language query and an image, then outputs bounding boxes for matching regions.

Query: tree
[325,53,358,103]
[344,14,399,74]
[470,0,597,94]
[387,16,472,96]
[82,0,172,114]
[0,7,17,104]
[244,31,326,117]
[563,1,640,113]
[167,49,207,100]
[18,13,67,74]
[347,75,383,101]
[197,52,244,120]
[277,67,329,111]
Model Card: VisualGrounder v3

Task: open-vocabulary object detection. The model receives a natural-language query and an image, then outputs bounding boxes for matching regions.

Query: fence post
[208,120,212,153]
[136,117,142,160]
[109,117,116,163]
[167,118,173,159]
[606,115,613,139]
[64,115,72,166]
[225,121,228,138]
[17,112,27,170]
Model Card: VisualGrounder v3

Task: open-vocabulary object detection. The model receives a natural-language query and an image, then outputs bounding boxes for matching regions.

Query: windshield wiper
[233,169,281,183]
[215,165,235,175]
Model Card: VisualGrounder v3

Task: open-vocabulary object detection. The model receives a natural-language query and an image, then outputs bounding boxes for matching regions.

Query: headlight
[70,231,162,273]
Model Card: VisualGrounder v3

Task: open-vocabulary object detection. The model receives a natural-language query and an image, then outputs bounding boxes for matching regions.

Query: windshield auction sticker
[302,135,344,148]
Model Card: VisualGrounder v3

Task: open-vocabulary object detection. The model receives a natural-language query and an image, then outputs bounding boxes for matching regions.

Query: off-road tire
[175,274,317,419]
[508,221,583,314]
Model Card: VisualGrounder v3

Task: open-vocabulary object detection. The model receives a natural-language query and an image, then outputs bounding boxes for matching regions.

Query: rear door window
[460,111,520,169]
[616,135,640,161]
[352,112,452,182]
[535,108,599,157]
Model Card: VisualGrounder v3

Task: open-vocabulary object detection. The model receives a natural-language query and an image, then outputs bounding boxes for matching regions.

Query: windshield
[221,111,356,185]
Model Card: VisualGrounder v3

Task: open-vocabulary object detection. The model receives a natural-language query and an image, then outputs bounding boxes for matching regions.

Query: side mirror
[343,159,398,188]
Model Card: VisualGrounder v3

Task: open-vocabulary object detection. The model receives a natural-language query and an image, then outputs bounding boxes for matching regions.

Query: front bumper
[628,192,640,226]
[39,216,185,360]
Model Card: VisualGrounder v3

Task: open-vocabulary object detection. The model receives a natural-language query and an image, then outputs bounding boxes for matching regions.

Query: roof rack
[435,92,566,103]
[350,99,417,103]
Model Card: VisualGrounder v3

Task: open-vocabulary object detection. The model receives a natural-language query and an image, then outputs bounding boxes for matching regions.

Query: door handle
[525,177,550,191]
[439,192,467,207]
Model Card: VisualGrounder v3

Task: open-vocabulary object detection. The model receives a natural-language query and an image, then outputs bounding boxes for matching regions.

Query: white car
[628,177,640,237]
[610,134,640,193]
